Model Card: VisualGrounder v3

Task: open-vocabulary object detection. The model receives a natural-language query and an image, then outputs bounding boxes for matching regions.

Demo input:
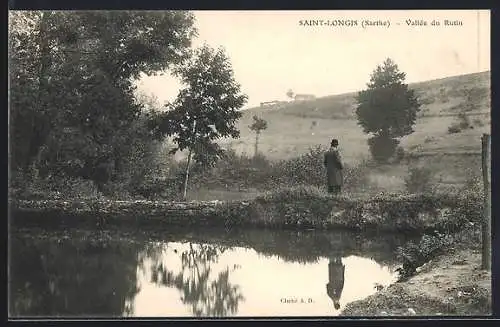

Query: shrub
[252,185,340,228]
[394,146,406,162]
[458,112,471,129]
[463,171,483,195]
[269,145,326,188]
[447,123,462,134]
[447,112,473,134]
[455,176,484,223]
[101,181,134,200]
[396,232,454,280]
[204,148,272,189]
[133,176,182,200]
[473,118,485,127]
[439,87,449,103]
[342,160,371,193]
[419,96,434,106]
[19,174,104,200]
[169,148,275,192]
[199,146,373,194]
[367,135,400,163]
[423,137,434,144]
[404,166,434,194]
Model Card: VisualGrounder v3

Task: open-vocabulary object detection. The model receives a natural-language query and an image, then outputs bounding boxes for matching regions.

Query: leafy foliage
[395,232,454,281]
[394,146,406,163]
[447,111,473,134]
[249,115,268,157]
[404,166,434,194]
[9,233,142,317]
[152,45,247,168]
[173,145,371,195]
[9,11,197,195]
[355,58,421,162]
[367,135,400,164]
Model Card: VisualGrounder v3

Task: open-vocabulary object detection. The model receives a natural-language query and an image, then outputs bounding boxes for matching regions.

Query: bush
[269,145,326,188]
[396,232,454,280]
[342,160,372,193]
[462,169,483,193]
[101,181,134,200]
[179,146,372,194]
[473,118,485,127]
[423,136,434,144]
[404,166,434,194]
[447,112,473,134]
[456,175,484,223]
[393,146,406,162]
[447,123,462,134]
[132,176,182,200]
[439,87,449,103]
[458,112,471,129]
[419,96,434,106]
[195,148,273,190]
[368,135,400,163]
[16,173,104,200]
[163,148,276,193]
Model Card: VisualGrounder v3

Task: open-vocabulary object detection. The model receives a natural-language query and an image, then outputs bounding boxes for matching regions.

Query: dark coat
[324,147,343,187]
[326,259,345,302]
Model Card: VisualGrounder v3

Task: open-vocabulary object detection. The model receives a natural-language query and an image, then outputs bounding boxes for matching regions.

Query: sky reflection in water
[130,241,397,317]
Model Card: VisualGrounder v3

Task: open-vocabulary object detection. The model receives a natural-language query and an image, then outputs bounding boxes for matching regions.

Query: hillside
[221,71,490,162]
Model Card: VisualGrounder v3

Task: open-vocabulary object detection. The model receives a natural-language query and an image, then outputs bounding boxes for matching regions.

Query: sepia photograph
[8,9,491,318]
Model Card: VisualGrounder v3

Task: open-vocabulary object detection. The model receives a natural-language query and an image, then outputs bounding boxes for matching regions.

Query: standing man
[324,138,344,194]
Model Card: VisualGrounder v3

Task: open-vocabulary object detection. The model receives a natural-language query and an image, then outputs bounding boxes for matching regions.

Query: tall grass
[174,145,372,196]
[404,166,434,194]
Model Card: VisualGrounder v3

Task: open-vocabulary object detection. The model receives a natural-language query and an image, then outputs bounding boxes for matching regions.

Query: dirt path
[341,248,492,316]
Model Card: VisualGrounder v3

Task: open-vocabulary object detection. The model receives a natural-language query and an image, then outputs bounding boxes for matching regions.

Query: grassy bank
[10,186,483,234]
[338,217,491,316]
[341,245,491,316]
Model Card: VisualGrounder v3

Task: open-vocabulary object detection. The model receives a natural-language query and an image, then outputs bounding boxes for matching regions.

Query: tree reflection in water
[147,243,245,317]
[9,233,141,317]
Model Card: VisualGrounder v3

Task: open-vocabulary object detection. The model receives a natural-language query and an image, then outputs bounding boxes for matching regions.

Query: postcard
[8,9,491,318]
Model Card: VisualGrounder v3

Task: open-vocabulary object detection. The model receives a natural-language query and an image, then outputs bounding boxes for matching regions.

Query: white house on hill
[294,94,316,101]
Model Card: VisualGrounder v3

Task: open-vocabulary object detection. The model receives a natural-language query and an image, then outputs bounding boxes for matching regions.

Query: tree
[249,115,268,157]
[286,89,294,100]
[9,234,142,317]
[9,11,197,191]
[149,243,244,317]
[152,44,248,200]
[355,58,420,163]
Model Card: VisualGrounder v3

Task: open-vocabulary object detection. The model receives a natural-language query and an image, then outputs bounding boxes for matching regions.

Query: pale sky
[136,10,491,109]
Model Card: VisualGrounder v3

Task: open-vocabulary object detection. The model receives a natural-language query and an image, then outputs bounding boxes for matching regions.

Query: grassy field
[222,71,490,162]
[191,71,489,198]
[166,71,490,201]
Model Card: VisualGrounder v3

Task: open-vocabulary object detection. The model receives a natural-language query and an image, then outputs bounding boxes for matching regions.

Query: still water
[9,227,412,318]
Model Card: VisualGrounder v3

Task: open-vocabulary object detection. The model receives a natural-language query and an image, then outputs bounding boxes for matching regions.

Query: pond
[9,226,415,318]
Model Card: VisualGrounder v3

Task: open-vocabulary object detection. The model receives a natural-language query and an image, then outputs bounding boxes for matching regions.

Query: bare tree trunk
[182,120,197,201]
[32,11,52,180]
[481,133,491,270]
[183,148,193,201]
[254,131,260,157]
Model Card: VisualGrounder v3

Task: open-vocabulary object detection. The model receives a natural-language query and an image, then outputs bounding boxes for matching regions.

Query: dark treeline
[9,11,247,201]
